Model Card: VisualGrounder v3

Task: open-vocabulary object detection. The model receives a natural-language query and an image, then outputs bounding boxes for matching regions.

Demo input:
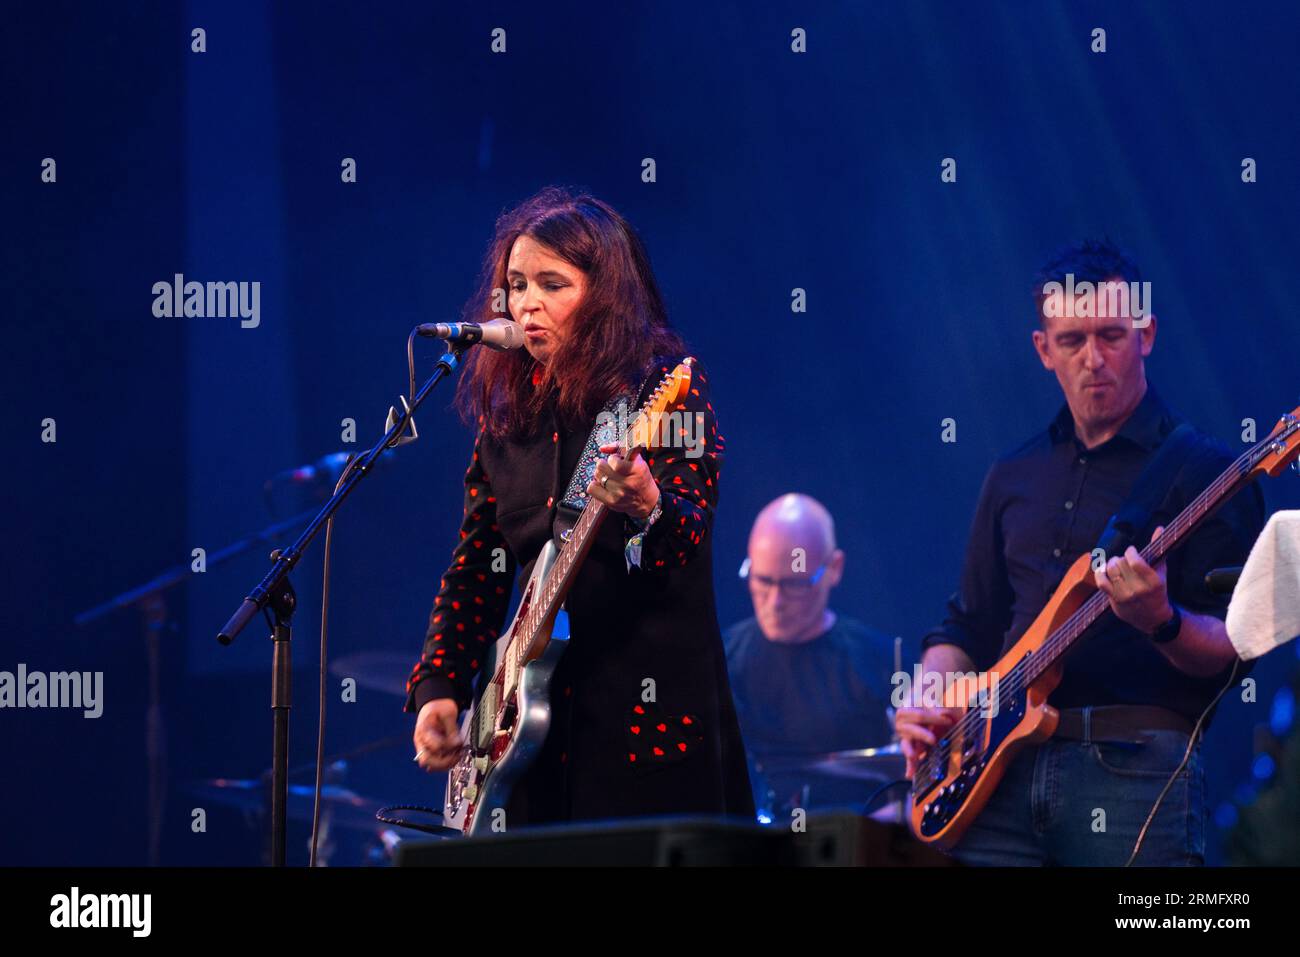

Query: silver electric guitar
[443,360,694,835]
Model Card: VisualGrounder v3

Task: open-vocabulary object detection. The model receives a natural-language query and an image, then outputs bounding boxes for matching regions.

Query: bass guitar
[910,405,1300,847]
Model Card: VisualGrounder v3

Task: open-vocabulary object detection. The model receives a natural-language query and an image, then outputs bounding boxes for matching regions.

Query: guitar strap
[473,368,659,701]
[1093,422,1200,560]
[1045,423,1205,707]
[551,363,662,547]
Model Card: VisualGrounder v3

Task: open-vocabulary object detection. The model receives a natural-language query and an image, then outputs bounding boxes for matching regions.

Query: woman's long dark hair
[455,186,685,439]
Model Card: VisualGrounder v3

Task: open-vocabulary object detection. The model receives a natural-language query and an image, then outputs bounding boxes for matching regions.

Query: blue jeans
[952,722,1206,866]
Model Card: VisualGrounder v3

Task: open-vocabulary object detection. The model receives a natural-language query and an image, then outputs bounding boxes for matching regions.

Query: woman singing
[405,187,753,826]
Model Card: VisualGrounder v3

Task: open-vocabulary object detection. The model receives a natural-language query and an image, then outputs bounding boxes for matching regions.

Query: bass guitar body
[910,552,1096,848]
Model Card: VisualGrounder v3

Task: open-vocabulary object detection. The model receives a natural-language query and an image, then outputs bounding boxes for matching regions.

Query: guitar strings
[482,378,678,705]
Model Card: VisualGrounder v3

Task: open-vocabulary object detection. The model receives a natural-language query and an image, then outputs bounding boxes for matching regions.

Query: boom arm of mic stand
[216,345,464,646]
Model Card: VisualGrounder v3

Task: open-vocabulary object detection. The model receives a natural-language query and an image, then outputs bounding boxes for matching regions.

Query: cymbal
[330,651,413,697]
[189,778,388,830]
[757,743,905,783]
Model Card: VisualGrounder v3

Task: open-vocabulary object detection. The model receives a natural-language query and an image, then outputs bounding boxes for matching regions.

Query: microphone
[1205,566,1243,595]
[415,318,523,351]
[264,449,395,492]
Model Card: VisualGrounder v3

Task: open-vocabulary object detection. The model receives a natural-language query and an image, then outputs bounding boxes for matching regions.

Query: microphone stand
[76,505,322,866]
[216,342,466,867]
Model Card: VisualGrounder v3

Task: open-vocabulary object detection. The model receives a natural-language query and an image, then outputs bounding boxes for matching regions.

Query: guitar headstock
[1250,406,1300,478]
[624,359,694,455]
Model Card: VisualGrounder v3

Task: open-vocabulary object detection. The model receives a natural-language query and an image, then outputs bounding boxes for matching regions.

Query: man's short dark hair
[1033,238,1142,325]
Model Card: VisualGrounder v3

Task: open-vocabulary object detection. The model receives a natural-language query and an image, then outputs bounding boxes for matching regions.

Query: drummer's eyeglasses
[738,557,829,595]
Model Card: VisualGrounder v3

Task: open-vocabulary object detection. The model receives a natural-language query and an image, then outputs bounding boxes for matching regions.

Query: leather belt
[1052,705,1195,744]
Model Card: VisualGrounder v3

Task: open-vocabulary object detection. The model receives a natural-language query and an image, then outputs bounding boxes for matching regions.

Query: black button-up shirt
[922,386,1266,722]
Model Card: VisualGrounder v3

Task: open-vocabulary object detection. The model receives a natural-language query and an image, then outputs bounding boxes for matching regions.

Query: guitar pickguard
[442,600,571,836]
[913,661,1032,839]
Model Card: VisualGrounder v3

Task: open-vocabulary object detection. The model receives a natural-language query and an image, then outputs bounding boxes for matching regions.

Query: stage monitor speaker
[394,813,957,866]
[791,812,960,867]
[395,816,795,866]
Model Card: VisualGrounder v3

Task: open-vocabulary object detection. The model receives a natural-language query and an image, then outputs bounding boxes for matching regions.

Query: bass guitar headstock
[1249,406,1300,478]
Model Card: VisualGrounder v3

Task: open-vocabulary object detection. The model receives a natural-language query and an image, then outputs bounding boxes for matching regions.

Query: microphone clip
[385,395,419,448]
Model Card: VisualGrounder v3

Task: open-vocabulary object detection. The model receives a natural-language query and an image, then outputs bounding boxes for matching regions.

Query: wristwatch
[1149,603,1183,644]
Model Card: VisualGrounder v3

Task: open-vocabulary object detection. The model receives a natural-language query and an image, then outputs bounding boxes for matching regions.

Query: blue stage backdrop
[5,1,1298,864]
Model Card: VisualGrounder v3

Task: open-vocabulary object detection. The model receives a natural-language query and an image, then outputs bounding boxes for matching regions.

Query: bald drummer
[724,493,898,818]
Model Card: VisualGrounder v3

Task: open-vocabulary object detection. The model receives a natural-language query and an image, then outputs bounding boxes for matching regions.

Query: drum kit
[191,650,909,858]
[750,742,908,825]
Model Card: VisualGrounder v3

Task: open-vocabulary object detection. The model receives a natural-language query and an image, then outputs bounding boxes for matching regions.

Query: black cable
[406,327,417,418]
[308,455,359,867]
[307,329,447,863]
[1125,657,1242,866]
[308,327,431,864]
[374,804,458,837]
[861,778,911,817]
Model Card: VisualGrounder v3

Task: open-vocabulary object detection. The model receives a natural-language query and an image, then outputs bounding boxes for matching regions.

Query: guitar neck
[1024,437,1262,683]
[479,358,695,707]
[504,438,644,684]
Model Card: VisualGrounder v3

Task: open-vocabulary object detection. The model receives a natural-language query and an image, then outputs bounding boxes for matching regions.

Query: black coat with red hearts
[405,356,754,825]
